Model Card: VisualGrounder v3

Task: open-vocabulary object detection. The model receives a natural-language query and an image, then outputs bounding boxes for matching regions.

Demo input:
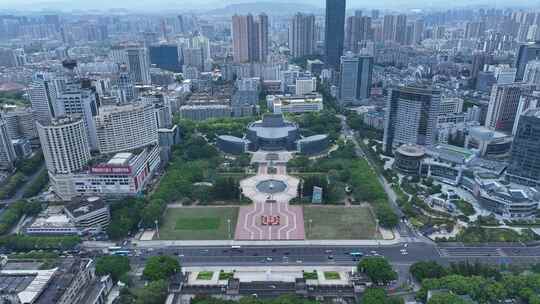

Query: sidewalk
[130,237,403,247]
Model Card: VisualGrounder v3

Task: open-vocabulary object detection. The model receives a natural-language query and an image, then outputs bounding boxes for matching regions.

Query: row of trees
[0,235,80,250]
[412,261,540,303]
[0,200,42,235]
[22,170,49,198]
[0,172,26,199]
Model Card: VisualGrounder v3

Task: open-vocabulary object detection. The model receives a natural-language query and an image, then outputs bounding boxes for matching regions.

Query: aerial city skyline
[1,0,540,303]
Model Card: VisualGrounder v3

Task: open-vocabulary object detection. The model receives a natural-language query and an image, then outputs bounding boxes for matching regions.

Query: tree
[133,280,168,304]
[410,261,448,282]
[143,255,180,281]
[95,255,131,282]
[362,288,404,304]
[358,257,397,285]
[427,293,469,304]
[376,204,399,228]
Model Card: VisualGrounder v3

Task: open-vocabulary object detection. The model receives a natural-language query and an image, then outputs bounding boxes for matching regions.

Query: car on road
[266,257,273,262]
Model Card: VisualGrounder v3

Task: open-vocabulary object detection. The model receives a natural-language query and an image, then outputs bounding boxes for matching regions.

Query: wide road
[124,242,540,268]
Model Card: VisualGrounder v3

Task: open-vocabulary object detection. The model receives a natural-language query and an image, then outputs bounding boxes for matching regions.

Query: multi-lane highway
[122,242,540,268]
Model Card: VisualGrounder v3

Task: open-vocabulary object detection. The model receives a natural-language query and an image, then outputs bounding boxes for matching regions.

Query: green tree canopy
[410,261,448,282]
[358,257,397,285]
[95,255,131,282]
[143,255,180,281]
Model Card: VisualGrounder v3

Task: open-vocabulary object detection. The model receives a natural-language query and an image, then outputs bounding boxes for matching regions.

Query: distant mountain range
[206,2,321,15]
[1,0,539,13]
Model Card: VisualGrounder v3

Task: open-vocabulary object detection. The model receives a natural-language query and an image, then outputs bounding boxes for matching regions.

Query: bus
[108,246,122,252]
[111,250,131,256]
[349,251,363,257]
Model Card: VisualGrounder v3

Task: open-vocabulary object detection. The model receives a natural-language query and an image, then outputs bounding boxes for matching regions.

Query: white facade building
[0,117,16,170]
[37,116,91,175]
[267,93,323,114]
[295,77,317,96]
[94,103,158,154]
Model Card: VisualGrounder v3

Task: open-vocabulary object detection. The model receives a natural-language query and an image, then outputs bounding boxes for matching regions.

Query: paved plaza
[235,156,305,241]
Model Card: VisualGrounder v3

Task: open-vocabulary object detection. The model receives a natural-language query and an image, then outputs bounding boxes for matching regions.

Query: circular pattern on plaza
[256,179,287,194]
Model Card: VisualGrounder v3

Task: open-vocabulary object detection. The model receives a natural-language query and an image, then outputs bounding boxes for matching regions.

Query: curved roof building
[246,114,300,151]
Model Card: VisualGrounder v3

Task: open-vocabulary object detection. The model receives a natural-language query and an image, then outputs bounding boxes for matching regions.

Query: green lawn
[324,271,341,280]
[219,271,234,280]
[196,271,214,280]
[159,207,238,240]
[304,206,381,240]
[303,271,318,280]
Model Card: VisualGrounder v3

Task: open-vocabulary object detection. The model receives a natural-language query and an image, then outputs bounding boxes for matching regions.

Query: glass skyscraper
[324,0,346,70]
[507,108,540,187]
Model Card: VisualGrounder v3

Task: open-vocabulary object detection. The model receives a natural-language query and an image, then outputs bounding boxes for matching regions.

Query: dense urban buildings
[2,2,540,303]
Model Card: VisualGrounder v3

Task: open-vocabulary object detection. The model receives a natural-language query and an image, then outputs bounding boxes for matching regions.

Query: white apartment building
[0,117,16,170]
[295,77,317,96]
[439,97,464,115]
[37,116,91,175]
[267,93,323,114]
[95,103,158,154]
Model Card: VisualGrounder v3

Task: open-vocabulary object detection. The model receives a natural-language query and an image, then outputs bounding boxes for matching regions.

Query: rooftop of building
[34,258,91,304]
[64,197,107,218]
[248,114,298,139]
[0,268,57,304]
[523,108,540,118]
[396,144,426,157]
[425,144,476,164]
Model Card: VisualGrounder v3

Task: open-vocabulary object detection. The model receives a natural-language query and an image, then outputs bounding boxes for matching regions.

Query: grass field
[303,206,381,240]
[159,207,238,240]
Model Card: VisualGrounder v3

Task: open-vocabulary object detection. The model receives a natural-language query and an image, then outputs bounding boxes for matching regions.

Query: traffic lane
[142,245,421,259]
[130,244,439,265]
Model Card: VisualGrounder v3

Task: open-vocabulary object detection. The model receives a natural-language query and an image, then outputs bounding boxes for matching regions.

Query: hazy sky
[0,0,537,12]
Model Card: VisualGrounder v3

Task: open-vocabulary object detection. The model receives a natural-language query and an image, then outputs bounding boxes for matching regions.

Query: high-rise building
[465,21,486,39]
[383,86,441,153]
[148,44,181,72]
[393,14,407,45]
[0,117,16,170]
[494,66,517,84]
[126,48,151,85]
[28,76,59,126]
[95,103,158,154]
[382,15,396,42]
[512,91,540,135]
[324,0,346,69]
[1,109,37,141]
[515,41,540,81]
[37,116,91,175]
[117,64,136,103]
[471,51,491,87]
[523,59,540,86]
[256,14,269,62]
[289,13,316,58]
[338,52,373,105]
[485,84,528,134]
[412,19,424,45]
[183,47,204,71]
[232,14,268,63]
[57,82,99,150]
[345,13,372,52]
[506,108,540,187]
